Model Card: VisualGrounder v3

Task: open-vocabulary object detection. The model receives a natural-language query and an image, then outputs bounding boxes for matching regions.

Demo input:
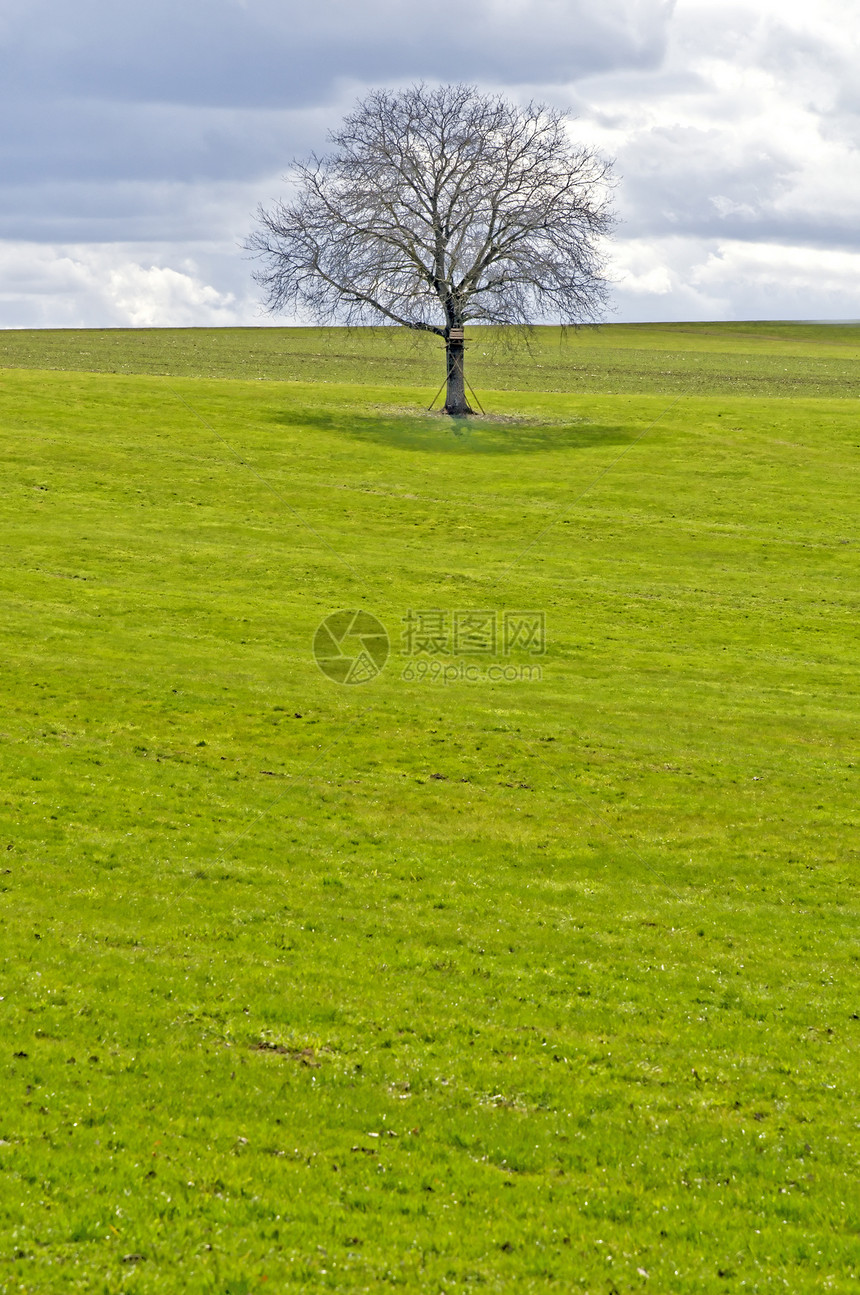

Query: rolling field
[1,323,858,1292]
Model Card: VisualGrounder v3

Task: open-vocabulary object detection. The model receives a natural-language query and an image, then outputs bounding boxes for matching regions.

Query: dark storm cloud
[1,0,674,110]
[0,0,674,244]
[2,100,313,186]
[0,179,255,244]
[0,98,316,241]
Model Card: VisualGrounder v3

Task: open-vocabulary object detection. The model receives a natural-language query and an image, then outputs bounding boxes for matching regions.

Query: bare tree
[247,83,615,416]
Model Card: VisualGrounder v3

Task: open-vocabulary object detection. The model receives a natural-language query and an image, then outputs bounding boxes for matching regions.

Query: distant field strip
[2,320,860,397]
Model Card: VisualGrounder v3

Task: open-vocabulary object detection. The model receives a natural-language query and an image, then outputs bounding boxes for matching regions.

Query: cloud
[1,0,673,109]
[564,0,860,320]
[0,242,258,328]
[571,1,860,251]
[0,0,671,249]
[1,0,859,325]
[609,236,860,322]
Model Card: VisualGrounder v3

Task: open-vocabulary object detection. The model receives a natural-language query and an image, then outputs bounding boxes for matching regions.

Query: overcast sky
[2,0,858,327]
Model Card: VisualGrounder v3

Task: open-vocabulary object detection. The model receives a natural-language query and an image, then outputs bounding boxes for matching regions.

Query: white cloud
[571,1,860,246]
[608,236,860,321]
[694,240,860,304]
[104,264,232,328]
[0,243,260,328]
[557,0,860,317]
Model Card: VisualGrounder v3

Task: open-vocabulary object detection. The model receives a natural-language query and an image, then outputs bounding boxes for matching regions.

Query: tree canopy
[248,83,615,413]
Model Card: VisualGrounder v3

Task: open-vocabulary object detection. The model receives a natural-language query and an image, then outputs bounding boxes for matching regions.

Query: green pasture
[0,323,857,1292]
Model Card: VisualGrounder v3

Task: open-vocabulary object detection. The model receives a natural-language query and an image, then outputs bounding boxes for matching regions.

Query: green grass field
[1,323,858,1292]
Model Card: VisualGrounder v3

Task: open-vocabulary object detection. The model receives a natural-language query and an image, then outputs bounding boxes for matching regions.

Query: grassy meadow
[0,323,858,1292]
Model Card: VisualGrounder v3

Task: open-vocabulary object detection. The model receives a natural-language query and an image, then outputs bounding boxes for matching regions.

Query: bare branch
[246,83,617,411]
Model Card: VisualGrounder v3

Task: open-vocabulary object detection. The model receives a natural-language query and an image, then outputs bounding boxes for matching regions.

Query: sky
[2,0,859,328]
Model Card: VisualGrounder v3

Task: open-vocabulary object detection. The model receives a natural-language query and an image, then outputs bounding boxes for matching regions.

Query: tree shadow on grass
[265,404,635,456]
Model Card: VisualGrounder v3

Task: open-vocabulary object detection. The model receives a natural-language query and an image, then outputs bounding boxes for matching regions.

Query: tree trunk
[443,336,473,415]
